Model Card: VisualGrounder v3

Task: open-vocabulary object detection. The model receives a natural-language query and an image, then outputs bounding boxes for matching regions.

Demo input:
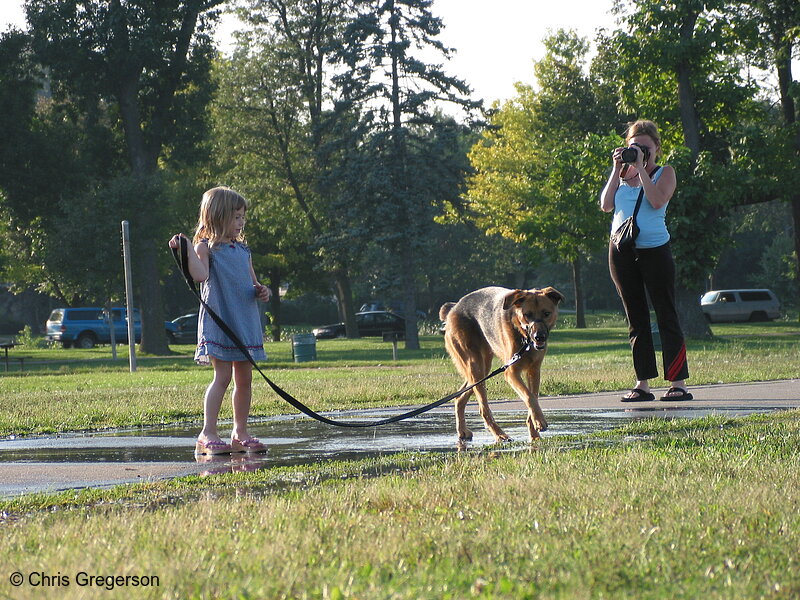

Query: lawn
[0,317,798,598]
[0,411,798,599]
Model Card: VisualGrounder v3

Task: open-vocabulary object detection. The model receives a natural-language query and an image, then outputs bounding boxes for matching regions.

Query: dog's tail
[439,302,456,322]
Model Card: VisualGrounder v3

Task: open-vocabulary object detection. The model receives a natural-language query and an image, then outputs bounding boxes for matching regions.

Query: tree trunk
[333,270,359,338]
[137,241,170,355]
[571,257,586,329]
[387,0,419,350]
[400,244,420,350]
[676,9,701,159]
[774,35,800,320]
[675,284,711,339]
[115,77,169,355]
[792,196,800,322]
[673,7,712,339]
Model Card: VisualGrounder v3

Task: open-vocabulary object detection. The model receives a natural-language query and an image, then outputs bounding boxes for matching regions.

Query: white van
[700,289,781,323]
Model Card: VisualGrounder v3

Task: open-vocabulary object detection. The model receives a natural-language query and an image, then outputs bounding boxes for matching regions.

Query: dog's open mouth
[532,340,547,351]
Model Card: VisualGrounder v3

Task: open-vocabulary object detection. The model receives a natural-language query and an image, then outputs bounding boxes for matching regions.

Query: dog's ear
[439,302,456,321]
[502,289,527,310]
[541,287,565,306]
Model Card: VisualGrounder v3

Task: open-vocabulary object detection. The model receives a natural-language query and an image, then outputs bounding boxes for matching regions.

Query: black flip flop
[621,388,655,402]
[659,387,693,401]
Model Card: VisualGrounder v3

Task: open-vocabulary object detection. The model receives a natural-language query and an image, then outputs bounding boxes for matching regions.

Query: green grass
[1,410,799,598]
[1,320,798,437]
[1,318,799,598]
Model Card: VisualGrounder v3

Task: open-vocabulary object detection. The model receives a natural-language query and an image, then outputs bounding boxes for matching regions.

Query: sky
[0,0,619,105]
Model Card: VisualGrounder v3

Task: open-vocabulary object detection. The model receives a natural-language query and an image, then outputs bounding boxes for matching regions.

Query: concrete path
[0,463,202,497]
[503,379,800,411]
[0,379,797,498]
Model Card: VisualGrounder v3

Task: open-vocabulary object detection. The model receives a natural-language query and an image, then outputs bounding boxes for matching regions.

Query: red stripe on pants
[666,343,686,381]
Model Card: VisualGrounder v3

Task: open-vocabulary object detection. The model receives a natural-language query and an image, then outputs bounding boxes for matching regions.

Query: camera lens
[620,147,638,163]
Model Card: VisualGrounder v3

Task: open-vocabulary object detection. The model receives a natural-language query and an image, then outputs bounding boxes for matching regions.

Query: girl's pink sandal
[231,437,266,453]
[195,439,233,455]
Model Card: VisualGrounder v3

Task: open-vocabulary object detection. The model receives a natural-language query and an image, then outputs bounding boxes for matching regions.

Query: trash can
[651,322,662,351]
[292,333,317,363]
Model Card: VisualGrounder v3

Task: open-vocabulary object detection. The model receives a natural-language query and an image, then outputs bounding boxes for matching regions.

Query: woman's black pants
[608,241,689,383]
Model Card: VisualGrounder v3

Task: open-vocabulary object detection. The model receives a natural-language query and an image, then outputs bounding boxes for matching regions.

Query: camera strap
[630,165,661,222]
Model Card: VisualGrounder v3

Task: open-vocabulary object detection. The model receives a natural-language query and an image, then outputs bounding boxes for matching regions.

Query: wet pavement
[0,379,797,497]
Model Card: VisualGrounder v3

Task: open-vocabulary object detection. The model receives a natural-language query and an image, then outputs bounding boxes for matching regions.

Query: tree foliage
[15,0,222,352]
[229,0,369,337]
[461,30,617,326]
[333,0,481,347]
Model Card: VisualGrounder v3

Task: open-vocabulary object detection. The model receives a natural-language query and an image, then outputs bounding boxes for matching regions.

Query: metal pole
[121,221,137,372]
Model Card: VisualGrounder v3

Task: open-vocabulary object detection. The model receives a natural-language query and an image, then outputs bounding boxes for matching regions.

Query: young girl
[168,186,271,454]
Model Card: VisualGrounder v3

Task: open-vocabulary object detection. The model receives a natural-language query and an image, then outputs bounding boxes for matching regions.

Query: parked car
[359,300,427,320]
[700,289,781,323]
[45,307,178,348]
[312,311,406,339]
[170,313,198,344]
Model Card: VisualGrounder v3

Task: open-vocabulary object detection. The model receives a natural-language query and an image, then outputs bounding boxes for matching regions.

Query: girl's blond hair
[625,119,662,158]
[193,186,249,246]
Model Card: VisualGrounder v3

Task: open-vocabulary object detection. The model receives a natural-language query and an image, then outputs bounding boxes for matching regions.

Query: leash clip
[503,339,532,370]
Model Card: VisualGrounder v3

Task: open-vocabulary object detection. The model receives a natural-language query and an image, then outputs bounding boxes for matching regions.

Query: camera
[620,143,650,164]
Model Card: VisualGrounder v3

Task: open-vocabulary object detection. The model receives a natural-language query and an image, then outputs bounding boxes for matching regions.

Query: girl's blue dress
[194,241,266,365]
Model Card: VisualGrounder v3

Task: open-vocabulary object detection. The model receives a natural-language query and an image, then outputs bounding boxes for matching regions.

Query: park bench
[0,341,27,372]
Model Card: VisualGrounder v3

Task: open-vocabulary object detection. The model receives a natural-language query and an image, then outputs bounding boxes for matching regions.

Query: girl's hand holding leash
[254,283,271,302]
[168,233,187,250]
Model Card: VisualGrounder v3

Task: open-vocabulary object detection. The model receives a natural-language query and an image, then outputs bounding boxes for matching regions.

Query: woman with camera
[600,119,692,402]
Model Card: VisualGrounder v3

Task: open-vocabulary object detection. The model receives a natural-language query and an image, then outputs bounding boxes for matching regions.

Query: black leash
[171,236,531,428]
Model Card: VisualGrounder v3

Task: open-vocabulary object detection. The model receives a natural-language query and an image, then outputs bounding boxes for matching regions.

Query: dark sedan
[169,313,198,344]
[312,311,406,340]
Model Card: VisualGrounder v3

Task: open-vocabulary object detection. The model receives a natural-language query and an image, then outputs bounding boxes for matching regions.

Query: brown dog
[440,286,565,443]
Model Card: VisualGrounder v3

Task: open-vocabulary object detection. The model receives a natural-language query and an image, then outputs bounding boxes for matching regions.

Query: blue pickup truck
[45,307,178,349]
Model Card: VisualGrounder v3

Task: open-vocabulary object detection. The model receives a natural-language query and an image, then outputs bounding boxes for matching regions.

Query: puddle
[0,405,780,496]
[0,406,772,464]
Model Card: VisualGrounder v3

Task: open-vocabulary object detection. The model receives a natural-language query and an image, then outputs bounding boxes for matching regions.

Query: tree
[211,44,319,341]
[25,0,222,353]
[461,31,615,328]
[733,0,800,316]
[0,27,132,304]
[233,0,367,338]
[336,0,481,348]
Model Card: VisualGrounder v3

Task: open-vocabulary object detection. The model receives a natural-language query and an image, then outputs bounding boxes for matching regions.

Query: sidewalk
[499,379,800,412]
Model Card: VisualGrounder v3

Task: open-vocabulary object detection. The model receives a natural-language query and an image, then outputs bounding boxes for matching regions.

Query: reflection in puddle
[195,454,268,476]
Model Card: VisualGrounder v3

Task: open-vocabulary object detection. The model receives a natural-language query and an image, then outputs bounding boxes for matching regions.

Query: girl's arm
[248,254,271,302]
[192,240,210,282]
[167,234,208,282]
